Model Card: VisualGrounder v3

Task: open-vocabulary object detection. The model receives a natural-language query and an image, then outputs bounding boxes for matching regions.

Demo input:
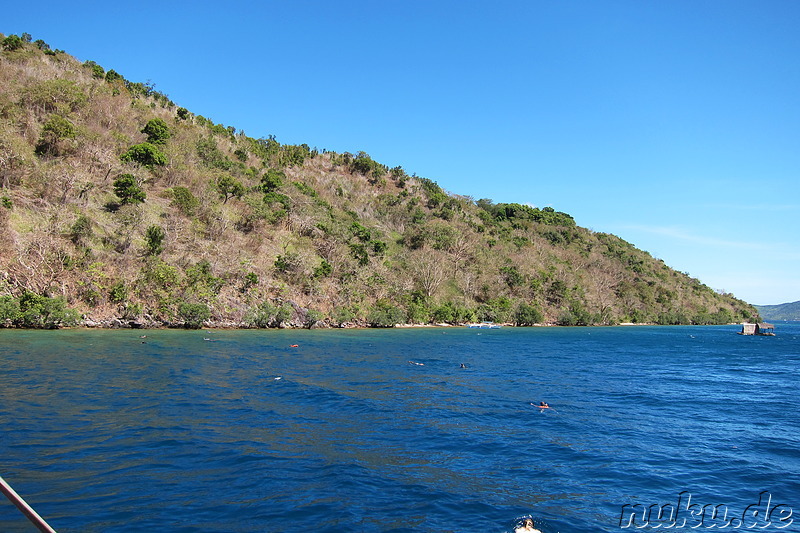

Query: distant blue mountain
[755,301,800,321]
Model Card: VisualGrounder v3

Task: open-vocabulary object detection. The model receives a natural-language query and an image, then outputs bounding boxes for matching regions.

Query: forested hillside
[755,301,800,322]
[0,33,758,328]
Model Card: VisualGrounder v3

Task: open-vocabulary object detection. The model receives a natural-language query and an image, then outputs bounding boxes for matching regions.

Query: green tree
[120,142,167,168]
[243,301,294,328]
[261,168,285,193]
[16,292,80,328]
[241,272,259,292]
[105,69,123,83]
[405,300,431,325]
[185,260,223,299]
[196,137,230,169]
[178,302,211,329]
[35,115,78,157]
[215,174,245,204]
[69,214,93,245]
[2,35,24,51]
[350,222,371,242]
[501,266,525,290]
[169,186,199,216]
[557,301,592,326]
[514,302,543,326]
[0,296,21,325]
[274,252,302,278]
[108,281,128,304]
[141,118,170,144]
[371,240,387,256]
[244,301,277,328]
[145,225,166,256]
[313,259,332,278]
[113,174,146,204]
[367,301,406,327]
[84,60,104,78]
[476,297,513,323]
[23,80,88,115]
[304,309,324,328]
[330,306,356,327]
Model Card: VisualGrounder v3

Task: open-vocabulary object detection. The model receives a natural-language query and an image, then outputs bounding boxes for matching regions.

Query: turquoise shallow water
[0,324,798,532]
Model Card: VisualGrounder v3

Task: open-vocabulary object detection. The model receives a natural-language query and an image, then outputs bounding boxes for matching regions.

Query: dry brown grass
[0,43,758,326]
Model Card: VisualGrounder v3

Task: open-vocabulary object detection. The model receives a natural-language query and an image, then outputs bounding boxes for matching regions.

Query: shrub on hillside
[108,281,127,304]
[113,174,146,204]
[367,302,406,328]
[313,260,332,279]
[514,302,543,326]
[145,225,166,256]
[0,296,21,326]
[2,34,24,51]
[261,168,285,193]
[105,69,123,83]
[35,114,78,157]
[350,151,386,181]
[23,80,88,116]
[330,307,356,327]
[244,301,294,328]
[69,214,93,245]
[141,118,170,144]
[240,272,259,292]
[83,60,105,79]
[215,174,245,204]
[0,292,80,328]
[431,301,474,324]
[185,260,223,300]
[169,186,199,216]
[178,302,211,329]
[120,142,167,168]
[196,137,230,170]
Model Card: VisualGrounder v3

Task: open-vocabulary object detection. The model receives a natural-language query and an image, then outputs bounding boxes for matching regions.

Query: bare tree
[407,247,447,299]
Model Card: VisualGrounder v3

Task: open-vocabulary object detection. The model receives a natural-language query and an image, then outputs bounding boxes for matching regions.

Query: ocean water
[0,324,798,532]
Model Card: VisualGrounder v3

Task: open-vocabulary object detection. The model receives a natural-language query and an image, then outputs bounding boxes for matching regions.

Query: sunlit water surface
[1,324,798,532]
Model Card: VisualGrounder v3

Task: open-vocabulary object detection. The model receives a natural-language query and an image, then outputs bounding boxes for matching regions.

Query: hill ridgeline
[755,301,800,322]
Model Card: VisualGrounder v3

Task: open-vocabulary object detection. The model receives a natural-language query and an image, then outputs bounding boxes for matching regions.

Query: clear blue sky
[6,1,799,305]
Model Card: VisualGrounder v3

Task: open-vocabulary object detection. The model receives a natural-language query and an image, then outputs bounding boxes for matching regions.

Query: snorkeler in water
[515,517,542,533]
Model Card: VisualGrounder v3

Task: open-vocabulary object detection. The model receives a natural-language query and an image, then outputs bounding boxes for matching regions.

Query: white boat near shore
[467,322,501,329]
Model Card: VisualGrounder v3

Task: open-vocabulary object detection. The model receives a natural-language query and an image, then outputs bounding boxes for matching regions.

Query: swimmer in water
[515,517,542,533]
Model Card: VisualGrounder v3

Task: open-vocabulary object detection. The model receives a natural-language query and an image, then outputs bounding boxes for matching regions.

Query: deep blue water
[0,324,798,532]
